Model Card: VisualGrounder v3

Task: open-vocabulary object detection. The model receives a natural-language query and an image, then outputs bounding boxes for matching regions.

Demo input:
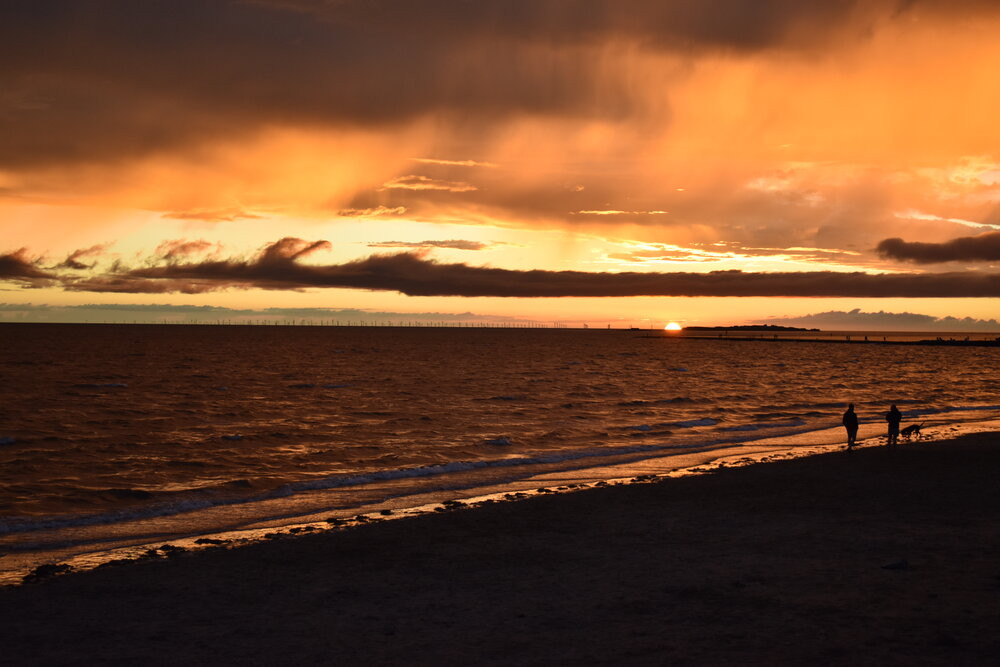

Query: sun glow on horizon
[665,322,682,331]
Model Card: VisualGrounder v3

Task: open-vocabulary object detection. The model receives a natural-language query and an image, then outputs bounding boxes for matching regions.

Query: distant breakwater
[658,334,1000,348]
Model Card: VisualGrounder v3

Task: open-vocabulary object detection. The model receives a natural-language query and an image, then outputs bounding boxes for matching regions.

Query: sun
[664,322,682,331]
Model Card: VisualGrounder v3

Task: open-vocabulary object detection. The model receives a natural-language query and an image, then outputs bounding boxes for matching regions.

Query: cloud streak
[574,210,670,216]
[411,158,498,168]
[366,240,493,251]
[380,176,478,193]
[337,206,407,218]
[876,232,1000,264]
[162,209,262,223]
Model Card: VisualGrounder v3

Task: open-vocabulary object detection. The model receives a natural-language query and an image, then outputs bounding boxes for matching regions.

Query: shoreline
[3,415,999,586]
[2,429,999,664]
[0,441,812,586]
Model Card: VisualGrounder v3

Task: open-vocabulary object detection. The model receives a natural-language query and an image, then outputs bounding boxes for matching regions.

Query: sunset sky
[2,0,1000,329]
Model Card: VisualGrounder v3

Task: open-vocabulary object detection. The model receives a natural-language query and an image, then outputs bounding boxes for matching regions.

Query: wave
[906,404,1000,417]
[3,400,997,540]
[0,421,820,537]
[617,397,697,406]
[623,417,718,432]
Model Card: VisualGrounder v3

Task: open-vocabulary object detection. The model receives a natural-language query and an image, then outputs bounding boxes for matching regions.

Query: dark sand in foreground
[3,433,1000,665]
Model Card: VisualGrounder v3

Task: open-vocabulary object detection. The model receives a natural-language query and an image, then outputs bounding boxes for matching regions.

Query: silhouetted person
[842,403,859,450]
[885,404,902,446]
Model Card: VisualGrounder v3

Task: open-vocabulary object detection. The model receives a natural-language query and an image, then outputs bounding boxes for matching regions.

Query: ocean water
[1,324,998,580]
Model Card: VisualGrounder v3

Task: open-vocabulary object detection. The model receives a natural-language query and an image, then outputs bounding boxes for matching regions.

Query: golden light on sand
[665,322,682,331]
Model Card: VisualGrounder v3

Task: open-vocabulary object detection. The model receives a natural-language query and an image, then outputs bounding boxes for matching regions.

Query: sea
[1,323,998,583]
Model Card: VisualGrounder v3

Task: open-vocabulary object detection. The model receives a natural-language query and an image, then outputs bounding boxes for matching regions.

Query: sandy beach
[3,431,1000,665]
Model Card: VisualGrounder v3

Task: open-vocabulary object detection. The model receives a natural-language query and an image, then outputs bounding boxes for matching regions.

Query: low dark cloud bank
[0,302,522,324]
[35,237,1000,298]
[2,0,995,167]
[876,232,1000,264]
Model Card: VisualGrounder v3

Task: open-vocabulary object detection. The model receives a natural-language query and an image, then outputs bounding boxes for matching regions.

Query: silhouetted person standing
[842,403,859,450]
[885,404,902,446]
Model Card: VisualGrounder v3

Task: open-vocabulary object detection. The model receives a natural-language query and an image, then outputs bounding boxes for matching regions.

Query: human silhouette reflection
[842,403,859,450]
[885,404,902,446]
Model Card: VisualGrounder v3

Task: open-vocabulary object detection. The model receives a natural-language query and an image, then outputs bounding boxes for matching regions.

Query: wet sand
[3,432,1000,665]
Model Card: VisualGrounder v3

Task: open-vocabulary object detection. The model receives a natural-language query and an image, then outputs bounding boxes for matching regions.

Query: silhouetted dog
[900,423,924,440]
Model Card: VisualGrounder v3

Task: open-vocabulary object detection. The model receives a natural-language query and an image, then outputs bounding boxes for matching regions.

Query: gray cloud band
[876,232,1000,264]
[41,239,1000,297]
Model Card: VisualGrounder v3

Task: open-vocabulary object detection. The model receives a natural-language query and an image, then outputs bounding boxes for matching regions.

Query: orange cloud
[337,206,407,218]
[411,158,498,168]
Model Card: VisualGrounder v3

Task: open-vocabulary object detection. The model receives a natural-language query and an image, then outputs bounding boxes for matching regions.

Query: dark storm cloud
[0,0,615,167]
[263,1,993,51]
[3,0,992,167]
[763,308,1000,332]
[0,249,58,285]
[55,238,1000,297]
[876,232,1000,264]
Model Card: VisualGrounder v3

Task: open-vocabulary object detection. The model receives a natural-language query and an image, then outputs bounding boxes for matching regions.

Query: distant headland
[682,325,819,332]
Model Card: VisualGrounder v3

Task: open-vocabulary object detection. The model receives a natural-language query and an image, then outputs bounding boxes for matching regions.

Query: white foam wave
[0,439,701,537]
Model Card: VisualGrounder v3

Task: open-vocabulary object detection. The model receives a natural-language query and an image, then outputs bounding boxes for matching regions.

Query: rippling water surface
[1,324,998,555]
